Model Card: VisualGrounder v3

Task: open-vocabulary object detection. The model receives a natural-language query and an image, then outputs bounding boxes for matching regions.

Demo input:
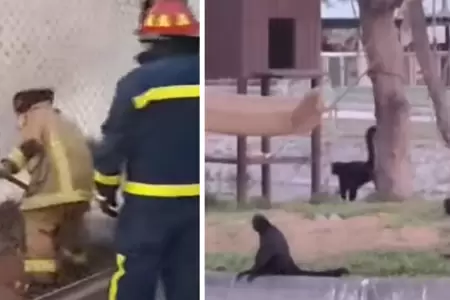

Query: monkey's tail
[294,267,349,277]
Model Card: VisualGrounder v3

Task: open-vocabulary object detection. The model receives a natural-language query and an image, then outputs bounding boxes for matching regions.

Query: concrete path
[206,272,450,300]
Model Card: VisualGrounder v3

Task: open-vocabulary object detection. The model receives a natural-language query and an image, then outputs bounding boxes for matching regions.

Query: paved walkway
[205,272,450,300]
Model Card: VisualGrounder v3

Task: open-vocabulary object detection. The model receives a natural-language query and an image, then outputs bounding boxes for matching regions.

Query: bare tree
[404,0,450,146]
[357,0,413,200]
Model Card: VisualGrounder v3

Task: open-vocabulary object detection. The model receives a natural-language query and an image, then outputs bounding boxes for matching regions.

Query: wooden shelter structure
[205,0,324,203]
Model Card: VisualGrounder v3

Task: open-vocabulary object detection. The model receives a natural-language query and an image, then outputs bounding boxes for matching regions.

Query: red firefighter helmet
[137,0,199,40]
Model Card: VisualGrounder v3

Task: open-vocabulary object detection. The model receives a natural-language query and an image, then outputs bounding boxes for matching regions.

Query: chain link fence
[0,0,142,153]
[0,0,198,197]
[0,0,199,155]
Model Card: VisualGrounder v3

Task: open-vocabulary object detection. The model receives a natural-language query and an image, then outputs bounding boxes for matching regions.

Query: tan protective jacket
[7,103,94,211]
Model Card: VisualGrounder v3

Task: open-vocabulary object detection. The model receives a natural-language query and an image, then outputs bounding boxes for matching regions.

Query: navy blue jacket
[93,54,199,198]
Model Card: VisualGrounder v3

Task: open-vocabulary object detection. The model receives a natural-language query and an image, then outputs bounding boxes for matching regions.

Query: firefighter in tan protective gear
[0,88,94,286]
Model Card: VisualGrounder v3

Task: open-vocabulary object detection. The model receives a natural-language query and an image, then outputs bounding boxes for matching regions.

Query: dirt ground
[206,210,442,262]
[0,200,114,298]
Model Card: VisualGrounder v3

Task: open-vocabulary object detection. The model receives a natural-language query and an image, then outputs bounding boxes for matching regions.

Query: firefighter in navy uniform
[92,1,199,300]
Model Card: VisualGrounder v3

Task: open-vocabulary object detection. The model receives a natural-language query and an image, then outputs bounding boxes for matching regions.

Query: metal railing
[322,50,450,87]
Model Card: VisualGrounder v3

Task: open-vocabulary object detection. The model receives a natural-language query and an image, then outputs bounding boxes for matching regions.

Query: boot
[57,249,89,284]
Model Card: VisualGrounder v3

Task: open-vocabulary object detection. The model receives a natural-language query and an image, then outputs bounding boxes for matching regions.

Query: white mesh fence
[0,0,198,197]
[0,0,199,157]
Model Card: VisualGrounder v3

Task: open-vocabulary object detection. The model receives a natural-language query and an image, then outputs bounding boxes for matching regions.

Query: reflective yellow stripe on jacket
[99,85,200,198]
[124,182,199,197]
[94,171,121,186]
[132,84,199,109]
[95,171,199,197]
[7,148,26,170]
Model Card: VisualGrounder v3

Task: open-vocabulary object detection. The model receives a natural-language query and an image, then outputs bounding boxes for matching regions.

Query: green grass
[206,251,450,277]
[206,200,450,276]
[206,199,447,228]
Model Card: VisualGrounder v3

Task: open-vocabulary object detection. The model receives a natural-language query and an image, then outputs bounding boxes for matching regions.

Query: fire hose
[3,173,29,191]
[2,174,119,218]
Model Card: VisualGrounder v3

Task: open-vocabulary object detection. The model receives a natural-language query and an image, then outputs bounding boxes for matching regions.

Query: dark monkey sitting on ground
[236,214,349,282]
[331,125,376,201]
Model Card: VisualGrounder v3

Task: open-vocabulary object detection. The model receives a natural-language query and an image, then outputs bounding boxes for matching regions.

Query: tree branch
[407,0,450,146]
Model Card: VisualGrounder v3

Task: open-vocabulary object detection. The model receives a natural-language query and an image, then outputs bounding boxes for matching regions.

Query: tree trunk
[358,0,413,200]
[406,0,450,146]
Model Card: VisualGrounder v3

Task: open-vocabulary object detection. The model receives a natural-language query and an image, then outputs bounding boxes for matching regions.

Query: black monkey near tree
[236,214,350,282]
[443,198,450,216]
[331,125,376,201]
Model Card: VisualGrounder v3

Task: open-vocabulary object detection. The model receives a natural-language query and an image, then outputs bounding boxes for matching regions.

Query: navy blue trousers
[109,195,199,300]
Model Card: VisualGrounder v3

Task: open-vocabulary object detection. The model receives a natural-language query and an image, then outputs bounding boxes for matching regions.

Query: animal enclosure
[206,0,321,78]
[205,0,324,203]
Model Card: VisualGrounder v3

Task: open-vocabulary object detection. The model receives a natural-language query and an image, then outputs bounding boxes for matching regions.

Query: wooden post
[260,75,271,201]
[310,77,322,196]
[236,78,248,204]
[446,24,450,86]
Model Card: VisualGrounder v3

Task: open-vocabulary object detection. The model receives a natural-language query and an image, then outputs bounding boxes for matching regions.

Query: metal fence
[323,51,450,87]
[0,0,199,158]
[0,0,144,156]
[0,0,198,198]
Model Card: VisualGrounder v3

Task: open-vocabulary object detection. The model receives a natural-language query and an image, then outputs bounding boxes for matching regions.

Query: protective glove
[94,184,119,218]
[0,160,14,179]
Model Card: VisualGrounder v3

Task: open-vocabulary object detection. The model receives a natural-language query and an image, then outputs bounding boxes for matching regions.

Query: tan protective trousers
[22,202,90,285]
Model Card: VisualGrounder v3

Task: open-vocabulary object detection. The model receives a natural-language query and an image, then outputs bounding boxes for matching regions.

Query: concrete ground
[205,272,450,300]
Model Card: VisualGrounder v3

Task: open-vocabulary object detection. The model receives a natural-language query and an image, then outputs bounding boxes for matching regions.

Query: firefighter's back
[123,54,199,194]
[27,110,94,202]
[51,113,94,194]
[110,53,200,300]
